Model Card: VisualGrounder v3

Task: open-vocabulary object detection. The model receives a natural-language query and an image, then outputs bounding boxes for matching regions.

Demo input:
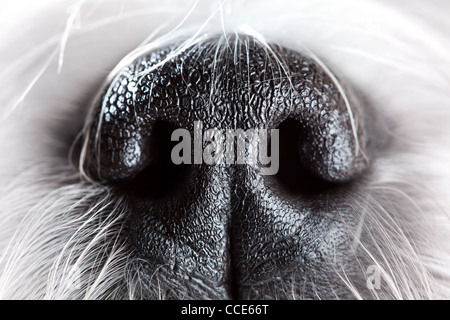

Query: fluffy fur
[1,0,450,299]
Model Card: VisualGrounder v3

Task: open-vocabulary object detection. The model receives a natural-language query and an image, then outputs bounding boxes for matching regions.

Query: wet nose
[80,34,371,299]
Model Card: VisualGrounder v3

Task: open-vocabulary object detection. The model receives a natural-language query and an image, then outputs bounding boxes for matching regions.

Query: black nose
[81,35,371,299]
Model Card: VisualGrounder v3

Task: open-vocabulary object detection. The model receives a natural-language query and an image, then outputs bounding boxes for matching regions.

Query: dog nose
[81,35,371,298]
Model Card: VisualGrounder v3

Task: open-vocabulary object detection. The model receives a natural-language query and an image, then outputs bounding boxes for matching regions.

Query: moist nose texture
[81,34,371,299]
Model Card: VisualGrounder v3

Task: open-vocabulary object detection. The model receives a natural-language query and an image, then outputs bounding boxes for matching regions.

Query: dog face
[0,0,450,299]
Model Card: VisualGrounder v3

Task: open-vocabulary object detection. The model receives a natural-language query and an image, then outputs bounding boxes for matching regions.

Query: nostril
[83,119,191,198]
[116,161,191,199]
[275,118,337,195]
[275,108,369,195]
[114,121,192,199]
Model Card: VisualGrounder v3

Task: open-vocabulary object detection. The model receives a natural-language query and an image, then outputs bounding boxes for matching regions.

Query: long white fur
[1,0,450,299]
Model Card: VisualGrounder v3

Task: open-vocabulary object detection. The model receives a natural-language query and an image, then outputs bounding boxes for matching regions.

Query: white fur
[1,0,450,299]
